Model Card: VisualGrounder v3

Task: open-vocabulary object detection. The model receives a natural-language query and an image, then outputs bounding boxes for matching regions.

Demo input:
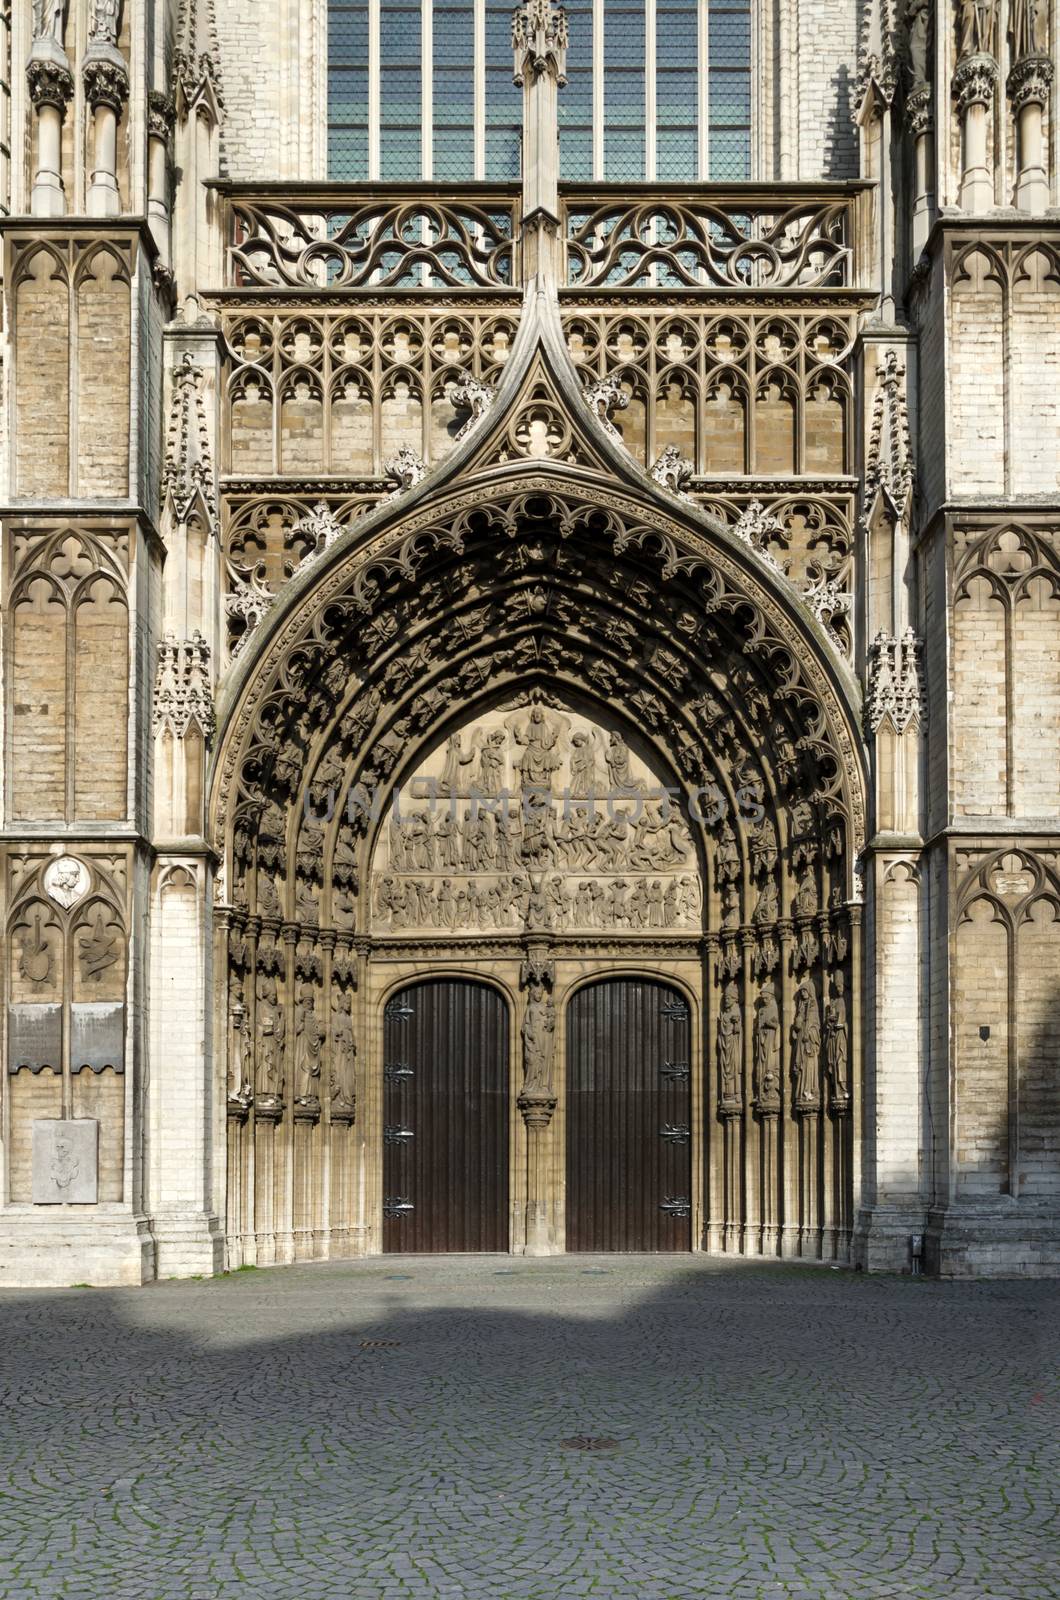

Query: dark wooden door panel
[383,979,509,1253]
[566,978,691,1252]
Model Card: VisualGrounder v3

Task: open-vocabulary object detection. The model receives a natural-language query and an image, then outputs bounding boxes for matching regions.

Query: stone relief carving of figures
[440,731,481,795]
[604,730,637,791]
[521,982,556,1093]
[330,990,357,1112]
[716,820,740,884]
[905,0,932,85]
[752,877,779,925]
[32,0,66,44]
[795,868,818,917]
[1010,0,1049,59]
[569,729,604,796]
[510,706,564,789]
[959,0,997,57]
[476,730,508,796]
[824,973,850,1103]
[753,980,781,1109]
[750,818,778,879]
[792,980,822,1107]
[255,975,285,1100]
[293,985,325,1103]
[717,981,742,1107]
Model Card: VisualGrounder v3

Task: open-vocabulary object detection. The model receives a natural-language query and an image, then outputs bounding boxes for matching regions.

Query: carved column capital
[518,1088,558,1129]
[148,89,177,142]
[1008,54,1054,110]
[906,83,934,134]
[83,54,129,112]
[27,56,74,112]
[952,53,999,111]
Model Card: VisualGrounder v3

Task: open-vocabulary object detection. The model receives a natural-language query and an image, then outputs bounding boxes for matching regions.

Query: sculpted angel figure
[568,729,604,797]
[475,729,508,797]
[440,730,481,795]
[959,0,996,57]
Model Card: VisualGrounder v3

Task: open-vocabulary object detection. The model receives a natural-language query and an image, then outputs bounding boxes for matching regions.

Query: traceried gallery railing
[219,183,871,293]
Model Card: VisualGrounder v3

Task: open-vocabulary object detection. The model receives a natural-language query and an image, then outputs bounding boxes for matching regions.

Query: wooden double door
[381,974,692,1253]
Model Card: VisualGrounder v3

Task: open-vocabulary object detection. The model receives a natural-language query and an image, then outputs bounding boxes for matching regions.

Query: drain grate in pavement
[560,1436,621,1452]
[360,1339,402,1349]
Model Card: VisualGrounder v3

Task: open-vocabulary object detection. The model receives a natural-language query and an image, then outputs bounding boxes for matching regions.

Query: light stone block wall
[215,0,326,180]
[796,0,858,178]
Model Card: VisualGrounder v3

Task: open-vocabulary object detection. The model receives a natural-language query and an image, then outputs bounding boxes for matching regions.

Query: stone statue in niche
[753,980,781,1110]
[1010,0,1049,59]
[89,0,121,46]
[905,0,932,86]
[792,980,822,1107]
[330,990,357,1113]
[604,730,637,792]
[79,911,120,982]
[824,972,850,1103]
[752,878,778,925]
[255,975,285,1101]
[32,0,67,44]
[228,978,253,1104]
[293,985,325,1104]
[750,818,778,879]
[958,0,996,57]
[716,821,740,884]
[521,981,556,1093]
[795,869,818,917]
[717,981,742,1108]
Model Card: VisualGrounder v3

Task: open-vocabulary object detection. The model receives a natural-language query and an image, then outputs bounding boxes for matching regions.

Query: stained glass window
[328,2,370,179]
[708,0,752,179]
[327,1,754,183]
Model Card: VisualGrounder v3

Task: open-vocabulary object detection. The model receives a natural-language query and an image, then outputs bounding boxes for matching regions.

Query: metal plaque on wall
[32,1119,99,1204]
[7,1005,62,1074]
[70,1003,125,1074]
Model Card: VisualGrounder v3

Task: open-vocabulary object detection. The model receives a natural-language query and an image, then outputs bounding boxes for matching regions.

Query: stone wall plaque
[7,1004,62,1073]
[70,1002,125,1073]
[32,1119,99,1204]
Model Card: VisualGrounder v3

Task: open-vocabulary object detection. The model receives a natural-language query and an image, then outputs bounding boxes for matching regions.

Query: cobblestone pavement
[0,1257,1057,1600]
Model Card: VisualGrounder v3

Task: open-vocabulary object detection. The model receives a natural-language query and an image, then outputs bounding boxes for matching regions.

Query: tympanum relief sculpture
[370,702,702,935]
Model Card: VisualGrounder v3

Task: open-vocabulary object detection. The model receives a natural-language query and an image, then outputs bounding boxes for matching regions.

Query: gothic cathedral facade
[0,0,1058,1284]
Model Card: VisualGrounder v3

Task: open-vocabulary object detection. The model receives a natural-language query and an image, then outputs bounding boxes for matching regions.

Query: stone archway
[210,469,866,1266]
